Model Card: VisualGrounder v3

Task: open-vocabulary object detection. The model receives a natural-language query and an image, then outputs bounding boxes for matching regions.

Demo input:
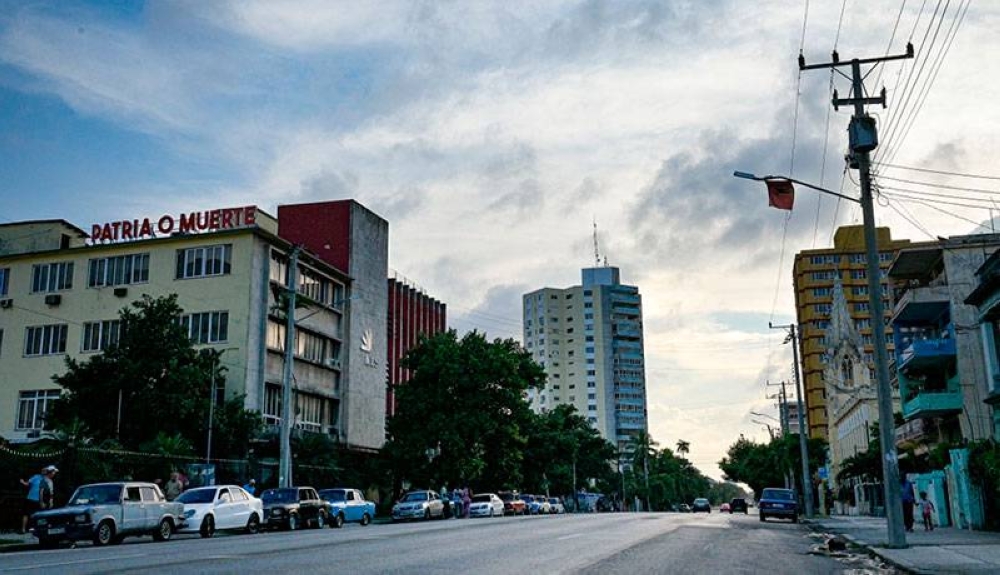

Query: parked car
[468,493,505,518]
[692,498,711,513]
[499,491,526,516]
[678,503,692,513]
[729,498,749,514]
[521,494,541,514]
[758,488,798,523]
[720,502,731,512]
[31,482,183,547]
[318,488,376,527]
[260,487,330,530]
[534,495,552,514]
[392,490,446,521]
[176,485,263,537]
[547,497,565,514]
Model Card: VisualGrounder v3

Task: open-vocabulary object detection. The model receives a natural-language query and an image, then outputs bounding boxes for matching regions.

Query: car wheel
[93,520,115,546]
[360,513,371,526]
[424,509,431,521]
[153,518,173,542]
[200,515,215,539]
[792,515,799,524]
[246,513,260,534]
[332,513,344,529]
[287,513,299,531]
[315,512,326,529]
[759,514,766,522]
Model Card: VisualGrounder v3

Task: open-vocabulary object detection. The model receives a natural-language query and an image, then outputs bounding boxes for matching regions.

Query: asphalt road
[0,511,889,574]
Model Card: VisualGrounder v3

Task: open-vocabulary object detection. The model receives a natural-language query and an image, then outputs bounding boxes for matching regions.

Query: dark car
[261,487,331,530]
[499,491,526,516]
[729,498,749,514]
[758,488,798,523]
[692,498,711,513]
[31,482,183,547]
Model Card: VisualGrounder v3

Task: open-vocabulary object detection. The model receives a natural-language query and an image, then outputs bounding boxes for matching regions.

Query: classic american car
[318,488,376,527]
[30,482,184,547]
[260,487,331,530]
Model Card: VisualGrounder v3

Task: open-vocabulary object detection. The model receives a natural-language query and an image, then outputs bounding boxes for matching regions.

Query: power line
[875,161,1000,181]
[874,1,910,89]
[880,192,992,230]
[874,173,1000,195]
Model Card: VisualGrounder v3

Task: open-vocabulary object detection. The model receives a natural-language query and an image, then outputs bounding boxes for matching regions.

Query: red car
[499,492,526,515]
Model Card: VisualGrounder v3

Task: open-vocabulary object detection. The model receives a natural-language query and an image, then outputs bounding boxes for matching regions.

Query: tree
[47,294,261,458]
[523,404,617,496]
[384,330,546,491]
[718,434,827,499]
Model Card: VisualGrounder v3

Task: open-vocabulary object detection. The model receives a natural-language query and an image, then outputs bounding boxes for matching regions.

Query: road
[0,511,891,574]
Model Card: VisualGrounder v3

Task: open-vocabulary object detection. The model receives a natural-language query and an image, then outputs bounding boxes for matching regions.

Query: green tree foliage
[718,434,827,498]
[47,294,261,459]
[522,404,617,494]
[384,330,547,490]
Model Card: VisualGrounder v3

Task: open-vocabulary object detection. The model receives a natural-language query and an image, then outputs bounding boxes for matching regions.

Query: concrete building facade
[793,226,922,441]
[0,200,392,452]
[522,266,648,453]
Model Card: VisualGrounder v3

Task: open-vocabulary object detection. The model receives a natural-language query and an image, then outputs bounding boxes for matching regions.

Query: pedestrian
[900,476,916,532]
[164,471,184,501]
[20,465,57,534]
[462,486,472,519]
[919,492,935,531]
[243,478,256,496]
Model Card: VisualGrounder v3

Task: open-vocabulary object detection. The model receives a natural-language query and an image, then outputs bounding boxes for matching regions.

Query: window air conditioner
[0,298,12,309]
[44,294,62,306]
[113,287,128,297]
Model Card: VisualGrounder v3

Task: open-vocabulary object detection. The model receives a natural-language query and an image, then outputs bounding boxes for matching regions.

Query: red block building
[387,276,447,419]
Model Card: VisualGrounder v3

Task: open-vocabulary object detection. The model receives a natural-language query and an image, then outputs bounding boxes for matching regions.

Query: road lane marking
[557,533,584,540]
[1,553,146,572]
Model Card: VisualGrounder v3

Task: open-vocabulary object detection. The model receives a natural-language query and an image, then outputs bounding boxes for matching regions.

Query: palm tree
[626,432,658,510]
[676,439,690,457]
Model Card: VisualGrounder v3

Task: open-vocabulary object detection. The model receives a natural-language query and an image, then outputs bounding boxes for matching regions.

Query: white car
[468,493,505,518]
[547,497,565,514]
[176,485,263,537]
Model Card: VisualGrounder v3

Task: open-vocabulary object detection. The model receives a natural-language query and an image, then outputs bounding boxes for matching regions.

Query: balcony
[896,332,956,372]
[892,285,950,323]
[894,418,936,446]
[902,389,963,420]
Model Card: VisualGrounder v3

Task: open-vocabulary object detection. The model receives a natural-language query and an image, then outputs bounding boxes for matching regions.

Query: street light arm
[732,171,860,204]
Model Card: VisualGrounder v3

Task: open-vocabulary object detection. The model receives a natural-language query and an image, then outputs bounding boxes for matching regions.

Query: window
[849,254,866,264]
[585,346,595,353]
[814,303,832,314]
[584,302,593,308]
[176,244,232,279]
[879,252,893,262]
[263,383,282,425]
[24,324,68,356]
[88,253,150,287]
[584,313,594,320]
[810,255,839,265]
[31,262,74,293]
[850,270,866,280]
[180,311,229,344]
[811,271,836,281]
[16,389,60,430]
[295,392,329,433]
[855,303,870,313]
[813,287,831,297]
[82,320,122,352]
[853,286,869,296]
[0,267,8,296]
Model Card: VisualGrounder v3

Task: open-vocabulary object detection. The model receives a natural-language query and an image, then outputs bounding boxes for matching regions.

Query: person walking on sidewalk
[900,476,916,532]
[919,492,935,531]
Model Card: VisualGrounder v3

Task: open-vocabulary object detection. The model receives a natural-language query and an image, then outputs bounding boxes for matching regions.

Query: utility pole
[279,245,302,488]
[800,44,913,549]
[770,323,813,518]
[767,380,792,489]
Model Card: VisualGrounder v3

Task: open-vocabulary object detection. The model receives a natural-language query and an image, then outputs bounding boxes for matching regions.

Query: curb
[804,520,919,575]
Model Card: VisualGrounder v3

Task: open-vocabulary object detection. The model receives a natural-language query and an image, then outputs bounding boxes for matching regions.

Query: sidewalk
[0,529,38,553]
[809,515,1000,574]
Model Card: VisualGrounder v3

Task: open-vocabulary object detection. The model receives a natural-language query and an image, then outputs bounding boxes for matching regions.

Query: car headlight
[74,513,90,524]
[271,508,285,516]
[36,518,48,526]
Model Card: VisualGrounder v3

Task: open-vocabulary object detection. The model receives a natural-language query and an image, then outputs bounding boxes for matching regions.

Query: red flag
[766,180,795,210]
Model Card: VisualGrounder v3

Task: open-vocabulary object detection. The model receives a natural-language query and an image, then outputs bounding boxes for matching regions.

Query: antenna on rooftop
[593,218,601,267]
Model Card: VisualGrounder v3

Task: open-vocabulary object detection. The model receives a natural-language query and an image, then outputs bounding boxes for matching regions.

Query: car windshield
[402,492,428,502]
[176,488,216,504]
[500,493,514,501]
[472,495,491,503]
[761,489,795,501]
[548,498,559,504]
[520,495,533,502]
[320,490,346,502]
[694,498,709,504]
[70,485,122,506]
[262,488,298,503]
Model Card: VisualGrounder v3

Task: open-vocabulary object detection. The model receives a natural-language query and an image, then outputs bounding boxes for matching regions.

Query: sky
[3,1,999,480]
